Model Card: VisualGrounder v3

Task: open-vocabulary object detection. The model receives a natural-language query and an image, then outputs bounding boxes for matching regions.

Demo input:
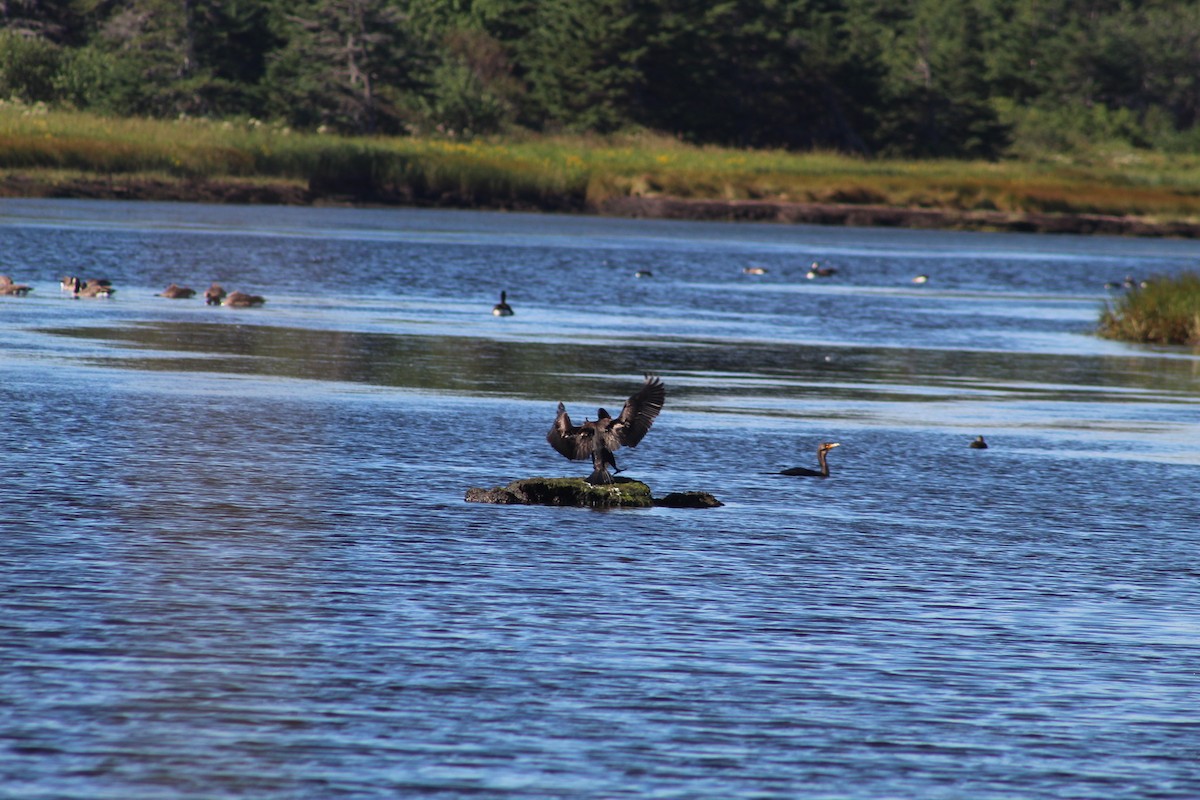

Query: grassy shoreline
[4,106,1200,236]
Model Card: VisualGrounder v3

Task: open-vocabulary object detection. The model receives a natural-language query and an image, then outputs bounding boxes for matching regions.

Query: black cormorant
[547,375,665,484]
[780,442,840,477]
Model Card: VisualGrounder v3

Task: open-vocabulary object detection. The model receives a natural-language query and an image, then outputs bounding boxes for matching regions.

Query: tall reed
[1098,273,1200,345]
[4,105,1200,219]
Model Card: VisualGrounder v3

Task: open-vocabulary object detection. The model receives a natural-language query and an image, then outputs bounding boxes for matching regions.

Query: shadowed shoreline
[4,172,1199,238]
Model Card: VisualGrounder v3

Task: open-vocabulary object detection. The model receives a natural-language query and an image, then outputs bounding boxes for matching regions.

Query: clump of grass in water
[1099,272,1200,345]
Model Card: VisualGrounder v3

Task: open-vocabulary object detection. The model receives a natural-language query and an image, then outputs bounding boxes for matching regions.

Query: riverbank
[6,107,1200,237]
[4,170,1199,238]
[596,195,1200,237]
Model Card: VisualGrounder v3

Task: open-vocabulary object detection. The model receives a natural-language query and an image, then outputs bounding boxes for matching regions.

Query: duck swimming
[204,283,227,306]
[547,375,665,485]
[157,283,196,299]
[0,275,32,296]
[492,290,514,316]
[806,261,837,279]
[222,290,265,307]
[969,435,988,449]
[64,277,115,298]
[61,277,113,296]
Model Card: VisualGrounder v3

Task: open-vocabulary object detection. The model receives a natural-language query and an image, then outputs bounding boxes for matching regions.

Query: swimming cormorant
[547,375,665,485]
[493,291,514,316]
[969,435,988,449]
[780,442,840,477]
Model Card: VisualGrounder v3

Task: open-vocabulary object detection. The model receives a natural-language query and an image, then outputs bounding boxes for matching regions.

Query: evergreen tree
[265,0,433,133]
[876,0,1008,157]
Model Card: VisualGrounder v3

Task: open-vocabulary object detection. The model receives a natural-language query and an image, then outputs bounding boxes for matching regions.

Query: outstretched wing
[612,374,665,449]
[547,402,592,461]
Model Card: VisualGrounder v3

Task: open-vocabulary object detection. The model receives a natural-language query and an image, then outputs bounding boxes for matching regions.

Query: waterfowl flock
[4,273,524,318]
[0,275,269,306]
[542,375,992,487]
[6,265,1004,491]
[1104,275,1148,290]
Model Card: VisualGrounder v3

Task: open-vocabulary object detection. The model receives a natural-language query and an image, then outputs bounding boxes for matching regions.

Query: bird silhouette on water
[492,290,514,316]
[806,261,837,279]
[780,442,840,477]
[547,375,665,485]
[969,435,989,449]
[157,283,195,299]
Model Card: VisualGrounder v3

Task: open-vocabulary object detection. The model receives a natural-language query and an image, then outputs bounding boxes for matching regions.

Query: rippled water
[3,198,1200,799]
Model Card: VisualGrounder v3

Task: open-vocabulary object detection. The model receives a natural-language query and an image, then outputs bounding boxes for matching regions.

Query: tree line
[2,0,1198,159]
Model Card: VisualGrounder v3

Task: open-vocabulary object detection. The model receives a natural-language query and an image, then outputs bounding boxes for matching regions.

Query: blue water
[2,198,1200,799]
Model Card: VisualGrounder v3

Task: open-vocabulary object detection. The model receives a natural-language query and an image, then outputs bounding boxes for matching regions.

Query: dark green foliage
[874,0,1008,157]
[5,0,1200,158]
[419,28,519,136]
[0,30,61,102]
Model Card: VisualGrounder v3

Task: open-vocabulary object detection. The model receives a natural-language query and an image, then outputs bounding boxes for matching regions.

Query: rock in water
[466,477,653,508]
[465,477,722,509]
[654,491,723,508]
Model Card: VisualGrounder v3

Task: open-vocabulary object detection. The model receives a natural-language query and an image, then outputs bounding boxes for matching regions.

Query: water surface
[2,199,1199,799]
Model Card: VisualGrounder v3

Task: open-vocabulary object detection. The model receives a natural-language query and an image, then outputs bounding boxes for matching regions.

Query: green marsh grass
[4,105,1200,220]
[1099,273,1200,345]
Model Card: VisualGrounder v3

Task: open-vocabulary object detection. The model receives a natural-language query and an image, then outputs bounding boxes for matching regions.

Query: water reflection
[40,320,1200,410]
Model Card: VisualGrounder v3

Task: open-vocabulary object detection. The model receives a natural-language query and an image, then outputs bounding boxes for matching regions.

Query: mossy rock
[465,477,722,509]
[655,491,724,508]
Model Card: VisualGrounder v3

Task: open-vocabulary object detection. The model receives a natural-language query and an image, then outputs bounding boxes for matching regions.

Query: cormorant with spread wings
[547,375,665,484]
